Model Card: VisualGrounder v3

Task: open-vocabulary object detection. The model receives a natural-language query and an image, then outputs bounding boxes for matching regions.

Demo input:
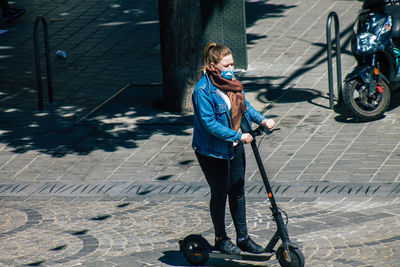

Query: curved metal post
[326,11,342,109]
[34,16,53,110]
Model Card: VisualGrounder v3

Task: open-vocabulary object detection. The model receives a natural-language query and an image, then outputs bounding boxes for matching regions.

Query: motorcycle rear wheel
[343,78,390,121]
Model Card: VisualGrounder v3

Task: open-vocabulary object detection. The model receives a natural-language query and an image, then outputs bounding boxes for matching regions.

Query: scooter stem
[249,140,292,246]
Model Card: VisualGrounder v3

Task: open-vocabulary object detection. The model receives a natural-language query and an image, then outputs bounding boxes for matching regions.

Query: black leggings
[195,143,248,239]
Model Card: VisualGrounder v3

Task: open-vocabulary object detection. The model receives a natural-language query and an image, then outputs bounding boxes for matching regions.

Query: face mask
[221,69,234,80]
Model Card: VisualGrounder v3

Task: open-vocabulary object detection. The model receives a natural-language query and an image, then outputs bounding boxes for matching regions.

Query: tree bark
[158,0,201,112]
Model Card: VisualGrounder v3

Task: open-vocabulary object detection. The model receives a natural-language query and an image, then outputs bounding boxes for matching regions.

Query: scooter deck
[208,251,273,261]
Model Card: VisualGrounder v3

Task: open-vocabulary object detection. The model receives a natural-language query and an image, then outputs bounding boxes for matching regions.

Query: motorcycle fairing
[345,64,390,84]
[345,65,372,83]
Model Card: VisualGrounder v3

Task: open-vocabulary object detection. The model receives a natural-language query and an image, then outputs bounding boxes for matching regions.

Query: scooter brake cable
[256,127,281,150]
[257,134,268,150]
[279,208,289,226]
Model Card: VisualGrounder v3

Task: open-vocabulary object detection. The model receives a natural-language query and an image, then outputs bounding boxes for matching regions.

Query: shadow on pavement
[0,84,192,157]
[159,250,272,267]
[244,78,325,106]
[246,0,296,28]
[388,90,400,111]
[246,0,296,46]
[0,0,297,159]
[242,23,355,113]
[1,0,391,159]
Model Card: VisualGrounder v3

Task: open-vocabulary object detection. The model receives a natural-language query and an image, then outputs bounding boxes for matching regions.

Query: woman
[192,42,276,255]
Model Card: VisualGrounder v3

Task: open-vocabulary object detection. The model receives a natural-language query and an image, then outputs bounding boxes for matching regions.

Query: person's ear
[209,62,216,70]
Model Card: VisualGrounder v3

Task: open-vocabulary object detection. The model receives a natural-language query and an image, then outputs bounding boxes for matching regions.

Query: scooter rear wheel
[180,234,209,265]
[276,245,305,267]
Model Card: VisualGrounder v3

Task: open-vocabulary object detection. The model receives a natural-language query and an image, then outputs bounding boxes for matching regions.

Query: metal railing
[34,16,53,110]
[326,11,342,109]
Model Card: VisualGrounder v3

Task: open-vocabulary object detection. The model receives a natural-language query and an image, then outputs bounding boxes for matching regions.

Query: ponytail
[202,42,232,71]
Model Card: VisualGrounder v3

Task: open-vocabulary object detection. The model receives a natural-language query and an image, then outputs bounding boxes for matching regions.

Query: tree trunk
[158,0,201,112]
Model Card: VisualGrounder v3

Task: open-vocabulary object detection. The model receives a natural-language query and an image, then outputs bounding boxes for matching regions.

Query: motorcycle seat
[384,5,400,45]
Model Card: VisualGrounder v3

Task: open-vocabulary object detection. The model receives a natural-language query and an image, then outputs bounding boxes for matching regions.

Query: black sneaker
[3,6,26,23]
[215,237,241,255]
[237,236,264,254]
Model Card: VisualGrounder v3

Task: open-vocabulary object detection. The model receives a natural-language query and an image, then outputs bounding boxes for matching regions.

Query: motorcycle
[344,0,400,120]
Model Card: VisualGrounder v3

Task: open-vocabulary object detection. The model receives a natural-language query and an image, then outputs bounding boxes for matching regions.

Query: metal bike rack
[326,11,342,109]
[34,16,53,110]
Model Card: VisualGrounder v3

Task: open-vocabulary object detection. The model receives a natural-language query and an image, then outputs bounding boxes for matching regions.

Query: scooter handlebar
[254,125,281,136]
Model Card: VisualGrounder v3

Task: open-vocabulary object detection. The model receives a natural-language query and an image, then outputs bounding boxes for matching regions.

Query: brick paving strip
[0,181,400,200]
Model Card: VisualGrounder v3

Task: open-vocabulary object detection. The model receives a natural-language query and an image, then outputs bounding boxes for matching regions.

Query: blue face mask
[221,69,234,80]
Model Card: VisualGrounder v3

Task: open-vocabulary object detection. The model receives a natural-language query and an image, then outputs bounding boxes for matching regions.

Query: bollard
[326,11,342,109]
[34,16,53,110]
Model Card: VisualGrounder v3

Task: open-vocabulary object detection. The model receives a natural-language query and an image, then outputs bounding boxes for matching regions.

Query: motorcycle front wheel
[343,78,390,121]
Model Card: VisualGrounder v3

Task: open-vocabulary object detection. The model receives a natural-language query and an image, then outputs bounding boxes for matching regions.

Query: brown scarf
[206,67,246,131]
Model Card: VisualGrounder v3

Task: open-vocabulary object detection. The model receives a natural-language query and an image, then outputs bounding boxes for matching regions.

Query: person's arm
[245,99,266,124]
[193,88,242,143]
[245,99,276,129]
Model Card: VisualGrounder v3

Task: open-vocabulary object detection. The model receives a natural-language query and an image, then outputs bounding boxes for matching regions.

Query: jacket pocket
[215,103,232,129]
[215,104,226,114]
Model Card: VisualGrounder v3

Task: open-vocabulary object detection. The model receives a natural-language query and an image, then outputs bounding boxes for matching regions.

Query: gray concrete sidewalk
[0,0,399,266]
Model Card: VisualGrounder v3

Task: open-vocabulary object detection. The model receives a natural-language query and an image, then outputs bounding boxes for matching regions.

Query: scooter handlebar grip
[255,125,281,135]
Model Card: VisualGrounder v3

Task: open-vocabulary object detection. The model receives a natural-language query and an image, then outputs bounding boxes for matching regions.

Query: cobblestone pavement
[1,197,400,266]
[0,0,400,266]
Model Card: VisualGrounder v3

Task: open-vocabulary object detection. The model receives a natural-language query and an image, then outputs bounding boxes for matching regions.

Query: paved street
[0,0,399,266]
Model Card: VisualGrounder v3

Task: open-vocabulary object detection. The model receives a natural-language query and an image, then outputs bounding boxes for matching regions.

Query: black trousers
[195,143,248,239]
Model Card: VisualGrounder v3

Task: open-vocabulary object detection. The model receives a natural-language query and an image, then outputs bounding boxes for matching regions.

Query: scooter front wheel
[276,245,305,267]
[180,234,209,265]
[343,78,390,121]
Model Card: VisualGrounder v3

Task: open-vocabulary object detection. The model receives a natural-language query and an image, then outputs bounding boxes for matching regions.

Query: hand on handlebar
[240,133,254,144]
[254,123,280,136]
[261,119,276,130]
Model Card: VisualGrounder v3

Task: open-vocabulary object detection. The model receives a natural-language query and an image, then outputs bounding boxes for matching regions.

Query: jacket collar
[205,73,217,93]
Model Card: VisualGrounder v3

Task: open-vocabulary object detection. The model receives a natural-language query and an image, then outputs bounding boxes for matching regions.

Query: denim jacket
[192,74,267,159]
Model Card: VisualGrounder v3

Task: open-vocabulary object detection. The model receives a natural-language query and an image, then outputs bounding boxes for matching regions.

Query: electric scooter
[179,124,305,267]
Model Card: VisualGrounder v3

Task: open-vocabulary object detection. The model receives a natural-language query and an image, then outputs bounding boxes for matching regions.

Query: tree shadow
[245,0,296,45]
[279,24,354,93]
[245,0,297,28]
[247,33,268,45]
[0,84,192,157]
[243,77,327,109]
[0,0,192,158]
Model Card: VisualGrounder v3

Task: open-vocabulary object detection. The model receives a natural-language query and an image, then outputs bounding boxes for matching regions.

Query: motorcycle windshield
[355,12,386,35]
